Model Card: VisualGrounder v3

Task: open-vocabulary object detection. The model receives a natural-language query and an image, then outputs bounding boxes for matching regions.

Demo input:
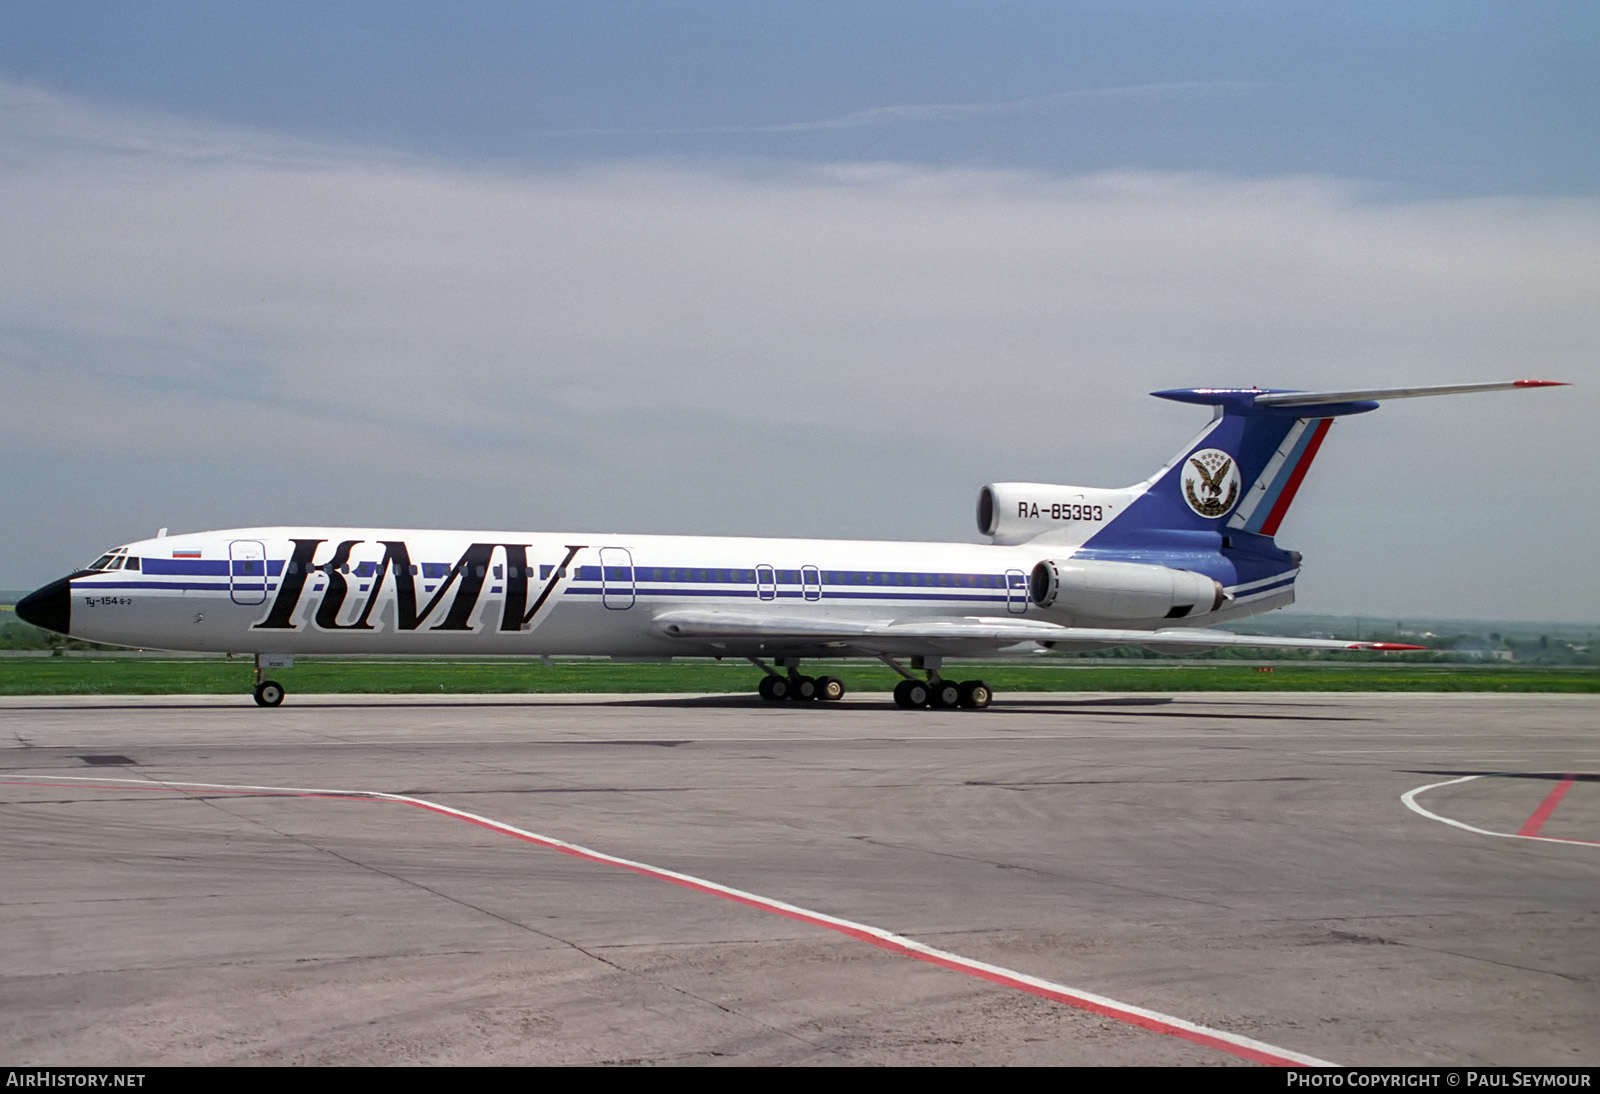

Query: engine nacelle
[1029,558,1225,622]
[977,482,1132,546]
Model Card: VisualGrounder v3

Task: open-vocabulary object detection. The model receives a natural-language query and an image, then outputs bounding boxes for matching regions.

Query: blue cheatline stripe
[211,560,1021,592]
[83,580,292,594]
[80,578,1012,607]
[79,580,221,592]
[568,585,1008,605]
[1227,577,1296,599]
[1228,568,1300,594]
[582,565,1013,591]
[143,558,230,576]
[628,585,1007,602]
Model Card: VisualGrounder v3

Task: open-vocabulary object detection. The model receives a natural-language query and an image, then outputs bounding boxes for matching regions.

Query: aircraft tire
[958,680,992,710]
[894,680,929,709]
[253,680,285,707]
[930,680,962,709]
[817,675,846,701]
[789,675,818,701]
[758,675,788,701]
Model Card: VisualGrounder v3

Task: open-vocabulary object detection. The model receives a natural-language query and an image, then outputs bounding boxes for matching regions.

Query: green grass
[0,656,1594,695]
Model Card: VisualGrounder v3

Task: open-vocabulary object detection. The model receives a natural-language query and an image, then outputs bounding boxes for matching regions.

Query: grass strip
[1,658,1594,695]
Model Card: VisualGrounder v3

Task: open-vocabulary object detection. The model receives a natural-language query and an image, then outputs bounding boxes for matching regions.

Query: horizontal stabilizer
[1120,379,1568,546]
[1253,380,1566,407]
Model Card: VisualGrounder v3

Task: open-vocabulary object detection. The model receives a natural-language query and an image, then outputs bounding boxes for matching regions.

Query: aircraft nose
[15,575,74,636]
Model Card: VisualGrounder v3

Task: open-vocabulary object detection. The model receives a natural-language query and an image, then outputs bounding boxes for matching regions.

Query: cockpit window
[87,548,131,571]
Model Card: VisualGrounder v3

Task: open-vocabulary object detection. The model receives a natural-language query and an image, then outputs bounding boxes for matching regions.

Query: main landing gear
[750,658,846,703]
[251,653,287,707]
[891,677,991,711]
[747,655,992,710]
[885,655,992,711]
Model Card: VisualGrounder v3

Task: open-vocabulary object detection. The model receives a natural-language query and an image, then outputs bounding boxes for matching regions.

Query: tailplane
[1084,380,1565,551]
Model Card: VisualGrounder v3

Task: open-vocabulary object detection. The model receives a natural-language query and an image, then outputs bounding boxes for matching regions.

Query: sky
[2,2,1596,622]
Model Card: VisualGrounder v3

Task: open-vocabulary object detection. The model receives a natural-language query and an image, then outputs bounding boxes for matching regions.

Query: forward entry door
[599,547,635,609]
[229,540,268,605]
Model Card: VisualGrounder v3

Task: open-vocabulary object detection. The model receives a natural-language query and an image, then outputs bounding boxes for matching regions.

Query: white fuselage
[62,526,1274,660]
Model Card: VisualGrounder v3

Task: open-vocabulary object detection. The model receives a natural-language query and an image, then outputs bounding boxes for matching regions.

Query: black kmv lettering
[500,544,586,631]
[254,539,588,633]
[254,539,325,630]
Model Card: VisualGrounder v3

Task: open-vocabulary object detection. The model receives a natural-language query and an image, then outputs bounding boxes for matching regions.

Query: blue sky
[2,2,1596,620]
[5,2,1594,193]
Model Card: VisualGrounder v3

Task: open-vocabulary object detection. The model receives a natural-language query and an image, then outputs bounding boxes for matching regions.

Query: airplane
[15,380,1563,709]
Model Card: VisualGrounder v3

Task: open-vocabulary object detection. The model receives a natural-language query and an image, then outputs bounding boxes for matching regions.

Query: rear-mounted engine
[1029,558,1225,622]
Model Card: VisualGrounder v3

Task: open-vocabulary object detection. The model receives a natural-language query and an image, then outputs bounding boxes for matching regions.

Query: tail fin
[1085,381,1564,551]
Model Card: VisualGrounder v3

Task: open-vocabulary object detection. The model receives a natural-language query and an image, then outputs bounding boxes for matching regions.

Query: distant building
[1451,637,1515,662]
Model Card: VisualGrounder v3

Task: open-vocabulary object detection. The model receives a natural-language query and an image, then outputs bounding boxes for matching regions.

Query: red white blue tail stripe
[1227,416,1333,536]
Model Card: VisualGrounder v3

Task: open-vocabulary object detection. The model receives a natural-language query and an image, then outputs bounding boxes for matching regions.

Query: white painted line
[1401,775,1599,848]
[6,773,1336,1066]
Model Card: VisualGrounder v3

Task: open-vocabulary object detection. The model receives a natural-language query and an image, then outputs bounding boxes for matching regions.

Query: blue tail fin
[1085,380,1564,554]
[1082,388,1376,555]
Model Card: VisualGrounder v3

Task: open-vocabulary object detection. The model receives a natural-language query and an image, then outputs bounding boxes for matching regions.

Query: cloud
[2,79,1595,620]
[539,82,1267,137]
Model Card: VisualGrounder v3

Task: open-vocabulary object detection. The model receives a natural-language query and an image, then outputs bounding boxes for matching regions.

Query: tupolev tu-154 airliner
[16,381,1562,709]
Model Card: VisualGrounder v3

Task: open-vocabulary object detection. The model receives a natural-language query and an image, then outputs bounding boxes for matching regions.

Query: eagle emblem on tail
[1182,448,1241,518]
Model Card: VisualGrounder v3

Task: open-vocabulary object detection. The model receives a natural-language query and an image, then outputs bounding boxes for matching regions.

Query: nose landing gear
[251,653,290,707]
[253,679,285,707]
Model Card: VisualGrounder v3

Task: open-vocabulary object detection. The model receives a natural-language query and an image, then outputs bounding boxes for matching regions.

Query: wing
[649,609,1424,657]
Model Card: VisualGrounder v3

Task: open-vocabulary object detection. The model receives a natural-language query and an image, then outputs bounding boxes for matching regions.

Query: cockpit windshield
[87,547,135,571]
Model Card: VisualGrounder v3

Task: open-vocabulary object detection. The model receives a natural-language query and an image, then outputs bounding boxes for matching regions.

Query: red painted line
[9,776,1332,1066]
[1259,418,1332,537]
[401,799,1323,1065]
[1404,774,1600,847]
[1518,774,1578,838]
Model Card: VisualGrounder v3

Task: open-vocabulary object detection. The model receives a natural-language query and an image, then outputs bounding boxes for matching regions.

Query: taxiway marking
[1402,775,1598,848]
[1518,774,1580,838]
[5,773,1333,1067]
